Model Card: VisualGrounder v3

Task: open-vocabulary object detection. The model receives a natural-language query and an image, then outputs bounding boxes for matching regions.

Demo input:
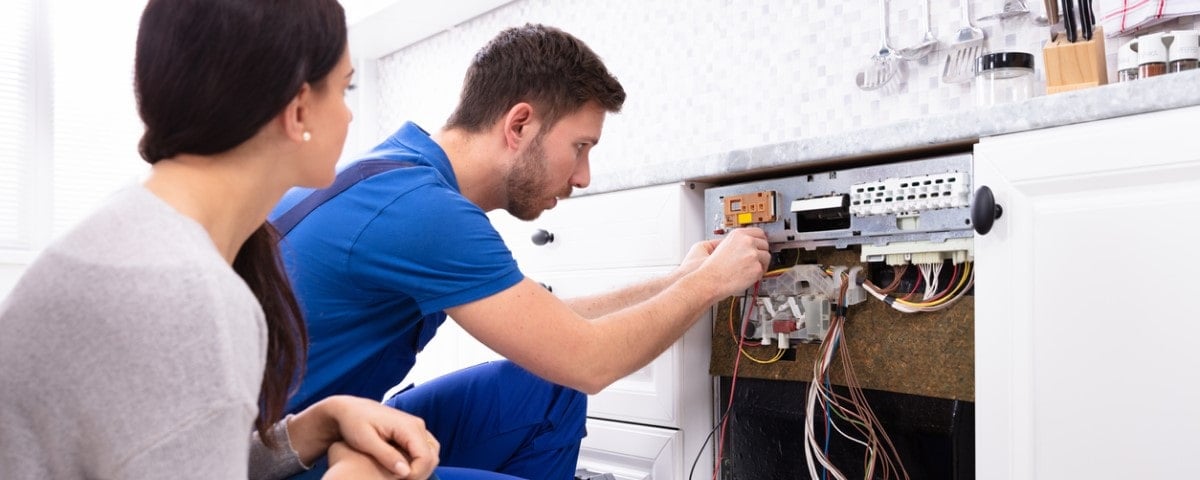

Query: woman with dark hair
[0,1,438,478]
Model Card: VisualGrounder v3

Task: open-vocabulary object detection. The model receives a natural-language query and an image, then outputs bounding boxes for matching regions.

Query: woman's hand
[289,395,440,479]
[324,441,407,479]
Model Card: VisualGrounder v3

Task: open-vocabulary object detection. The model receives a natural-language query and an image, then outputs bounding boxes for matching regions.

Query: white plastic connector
[845,266,867,305]
[785,296,803,318]
[849,171,969,217]
[800,294,831,341]
[860,238,974,265]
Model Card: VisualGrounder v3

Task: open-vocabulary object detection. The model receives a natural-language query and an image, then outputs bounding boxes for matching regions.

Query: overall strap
[272,159,415,236]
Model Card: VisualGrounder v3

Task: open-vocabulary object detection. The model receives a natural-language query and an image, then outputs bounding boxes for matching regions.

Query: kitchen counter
[588,69,1200,195]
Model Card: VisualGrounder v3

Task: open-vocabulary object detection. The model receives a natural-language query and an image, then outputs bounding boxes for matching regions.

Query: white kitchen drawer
[577,418,681,480]
[488,183,704,273]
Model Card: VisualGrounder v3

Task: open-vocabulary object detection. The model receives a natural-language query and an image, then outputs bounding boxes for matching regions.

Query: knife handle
[1080,0,1094,40]
[1062,0,1078,43]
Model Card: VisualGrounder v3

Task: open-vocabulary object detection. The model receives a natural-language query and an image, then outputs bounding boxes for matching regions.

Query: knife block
[1043,26,1108,94]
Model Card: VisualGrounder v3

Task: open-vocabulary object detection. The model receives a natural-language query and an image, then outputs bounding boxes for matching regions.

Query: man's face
[504,101,606,220]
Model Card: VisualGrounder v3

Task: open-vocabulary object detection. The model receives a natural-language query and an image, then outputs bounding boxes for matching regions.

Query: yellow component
[737,212,753,224]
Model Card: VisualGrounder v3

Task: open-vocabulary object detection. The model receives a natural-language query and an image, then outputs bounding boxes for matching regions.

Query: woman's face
[299,46,355,188]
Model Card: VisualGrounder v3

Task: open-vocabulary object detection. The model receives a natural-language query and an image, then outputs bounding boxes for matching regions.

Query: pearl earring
[302,131,312,142]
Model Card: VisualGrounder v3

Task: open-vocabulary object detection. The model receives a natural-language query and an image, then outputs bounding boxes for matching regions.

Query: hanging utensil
[898,0,939,60]
[942,0,987,83]
[856,0,901,90]
[979,0,1032,21]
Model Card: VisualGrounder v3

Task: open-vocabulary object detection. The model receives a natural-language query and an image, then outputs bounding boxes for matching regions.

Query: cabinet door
[577,418,681,480]
[973,105,1200,480]
[487,183,704,273]
[533,267,711,428]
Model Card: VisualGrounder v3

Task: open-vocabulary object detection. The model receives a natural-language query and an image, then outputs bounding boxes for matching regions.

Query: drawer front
[578,418,680,480]
[488,183,702,273]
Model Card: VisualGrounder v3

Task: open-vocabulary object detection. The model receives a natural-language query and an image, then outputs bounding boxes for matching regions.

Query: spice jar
[974,52,1036,107]
[1137,32,1168,78]
[1168,30,1199,73]
[1117,39,1139,82]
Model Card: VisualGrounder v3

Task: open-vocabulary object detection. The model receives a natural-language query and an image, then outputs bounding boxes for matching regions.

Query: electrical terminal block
[860,238,974,265]
[849,171,969,217]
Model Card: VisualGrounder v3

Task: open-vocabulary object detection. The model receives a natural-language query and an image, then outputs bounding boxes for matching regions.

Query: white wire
[864,267,974,313]
[827,411,871,449]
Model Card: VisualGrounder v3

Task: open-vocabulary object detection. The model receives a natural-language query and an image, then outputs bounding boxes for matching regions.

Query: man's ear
[280,83,313,143]
[501,102,537,151]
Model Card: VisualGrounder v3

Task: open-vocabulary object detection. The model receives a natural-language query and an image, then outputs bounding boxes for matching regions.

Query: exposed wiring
[712,281,760,480]
[687,409,730,480]
[725,291,789,364]
[864,261,973,313]
[804,271,910,480]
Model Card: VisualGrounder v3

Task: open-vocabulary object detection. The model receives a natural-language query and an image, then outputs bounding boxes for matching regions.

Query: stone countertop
[586,69,1200,195]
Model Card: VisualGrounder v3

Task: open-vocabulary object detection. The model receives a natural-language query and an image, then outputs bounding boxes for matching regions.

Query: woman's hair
[445,23,626,133]
[134,0,347,445]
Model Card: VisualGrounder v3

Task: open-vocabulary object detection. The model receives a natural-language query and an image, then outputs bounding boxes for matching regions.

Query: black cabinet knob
[531,229,555,246]
[972,186,1004,235]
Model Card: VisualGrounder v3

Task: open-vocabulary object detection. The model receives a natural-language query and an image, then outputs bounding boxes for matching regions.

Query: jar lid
[975,52,1035,74]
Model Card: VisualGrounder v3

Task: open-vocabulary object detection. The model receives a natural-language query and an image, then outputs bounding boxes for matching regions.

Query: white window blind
[0,0,36,249]
[50,0,147,235]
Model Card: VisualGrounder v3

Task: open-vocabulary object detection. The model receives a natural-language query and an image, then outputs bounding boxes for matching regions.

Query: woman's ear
[501,102,536,151]
[280,83,313,143]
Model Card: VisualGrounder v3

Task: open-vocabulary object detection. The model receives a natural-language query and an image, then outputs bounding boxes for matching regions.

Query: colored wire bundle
[804,273,909,480]
[863,261,974,313]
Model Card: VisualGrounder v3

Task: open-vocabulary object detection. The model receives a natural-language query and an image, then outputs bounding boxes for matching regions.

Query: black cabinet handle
[972,186,1004,235]
[531,229,555,246]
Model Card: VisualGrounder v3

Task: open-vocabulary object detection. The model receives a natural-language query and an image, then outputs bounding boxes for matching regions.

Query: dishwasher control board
[705,153,973,249]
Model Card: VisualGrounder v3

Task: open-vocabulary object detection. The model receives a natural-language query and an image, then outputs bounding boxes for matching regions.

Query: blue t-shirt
[271,122,525,414]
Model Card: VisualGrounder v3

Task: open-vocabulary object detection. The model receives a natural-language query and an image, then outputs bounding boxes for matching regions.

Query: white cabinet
[973,105,1200,480]
[577,418,681,480]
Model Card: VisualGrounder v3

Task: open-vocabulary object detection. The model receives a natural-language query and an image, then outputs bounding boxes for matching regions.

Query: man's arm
[562,240,718,318]
[448,229,767,394]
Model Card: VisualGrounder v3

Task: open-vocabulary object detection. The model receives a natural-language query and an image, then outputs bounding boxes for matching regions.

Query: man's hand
[675,239,721,277]
[691,227,771,299]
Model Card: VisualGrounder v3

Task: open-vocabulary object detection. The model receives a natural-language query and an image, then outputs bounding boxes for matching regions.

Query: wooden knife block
[1043,26,1108,94]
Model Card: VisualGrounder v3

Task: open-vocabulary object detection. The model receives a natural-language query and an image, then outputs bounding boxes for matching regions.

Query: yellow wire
[893,261,972,307]
[728,296,787,364]
[739,345,787,364]
[764,249,806,277]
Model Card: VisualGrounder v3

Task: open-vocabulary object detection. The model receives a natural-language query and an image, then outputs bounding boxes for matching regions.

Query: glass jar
[1168,30,1200,73]
[1117,39,1139,82]
[1137,32,1168,78]
[974,52,1036,107]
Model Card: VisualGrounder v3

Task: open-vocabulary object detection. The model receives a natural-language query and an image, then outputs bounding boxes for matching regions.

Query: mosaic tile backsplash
[371,0,1199,181]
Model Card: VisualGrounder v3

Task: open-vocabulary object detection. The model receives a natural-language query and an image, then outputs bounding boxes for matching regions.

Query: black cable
[688,408,731,480]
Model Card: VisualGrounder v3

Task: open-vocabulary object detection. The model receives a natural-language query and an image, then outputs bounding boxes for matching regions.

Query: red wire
[899,266,924,301]
[713,281,759,480]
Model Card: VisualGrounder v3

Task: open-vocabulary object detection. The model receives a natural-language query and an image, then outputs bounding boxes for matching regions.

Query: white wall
[366,0,1200,178]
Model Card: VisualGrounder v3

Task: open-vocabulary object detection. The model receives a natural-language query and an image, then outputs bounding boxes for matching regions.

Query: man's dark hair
[446,23,626,132]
